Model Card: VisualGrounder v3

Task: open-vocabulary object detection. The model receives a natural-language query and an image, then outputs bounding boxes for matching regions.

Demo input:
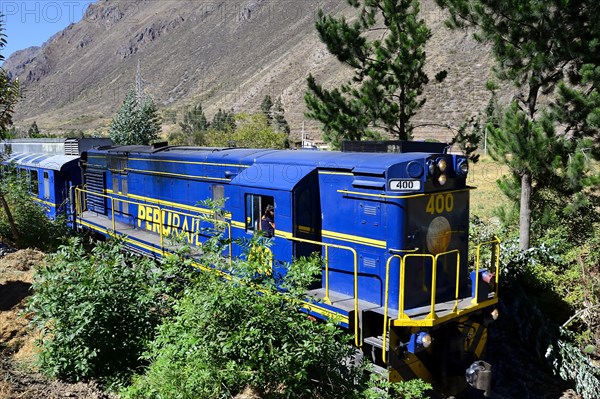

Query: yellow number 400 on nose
[426,193,454,215]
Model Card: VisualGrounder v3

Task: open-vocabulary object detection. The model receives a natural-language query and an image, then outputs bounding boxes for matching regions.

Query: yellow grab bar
[472,237,501,304]
[278,234,359,347]
[74,187,233,259]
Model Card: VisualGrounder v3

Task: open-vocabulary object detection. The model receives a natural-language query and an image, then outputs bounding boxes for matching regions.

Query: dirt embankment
[0,248,114,399]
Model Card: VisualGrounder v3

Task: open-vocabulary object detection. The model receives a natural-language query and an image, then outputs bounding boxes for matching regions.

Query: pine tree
[436,0,600,249]
[273,98,290,135]
[305,0,446,148]
[179,103,208,145]
[110,88,161,145]
[110,61,161,146]
[28,121,40,138]
[261,95,273,122]
[553,64,600,160]
[212,109,236,132]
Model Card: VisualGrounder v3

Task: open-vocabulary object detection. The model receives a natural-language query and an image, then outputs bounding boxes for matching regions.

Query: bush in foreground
[123,236,430,399]
[28,230,430,398]
[123,246,362,399]
[0,172,69,251]
[27,238,167,386]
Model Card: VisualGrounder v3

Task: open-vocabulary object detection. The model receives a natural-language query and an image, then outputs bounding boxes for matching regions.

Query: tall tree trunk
[0,191,19,247]
[519,173,532,250]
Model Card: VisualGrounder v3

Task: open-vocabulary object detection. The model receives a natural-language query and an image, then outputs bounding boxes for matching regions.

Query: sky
[1,0,95,60]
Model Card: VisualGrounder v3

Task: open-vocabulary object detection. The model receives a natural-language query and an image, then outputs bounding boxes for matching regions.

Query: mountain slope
[5,0,503,141]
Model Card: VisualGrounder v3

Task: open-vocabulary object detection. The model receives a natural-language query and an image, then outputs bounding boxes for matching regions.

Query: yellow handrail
[324,246,330,304]
[382,254,402,364]
[382,249,460,363]
[278,234,360,347]
[400,254,436,320]
[74,187,232,259]
[472,236,501,304]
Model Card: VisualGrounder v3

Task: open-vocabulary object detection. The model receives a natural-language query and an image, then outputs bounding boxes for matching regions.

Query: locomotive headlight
[437,158,448,172]
[458,159,469,175]
[416,332,433,348]
[437,174,447,186]
[491,309,499,321]
[427,160,436,176]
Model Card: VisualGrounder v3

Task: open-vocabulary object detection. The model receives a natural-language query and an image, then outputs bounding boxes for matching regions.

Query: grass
[467,156,512,221]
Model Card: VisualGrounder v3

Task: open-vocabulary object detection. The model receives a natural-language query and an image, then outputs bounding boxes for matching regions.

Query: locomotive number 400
[426,193,454,214]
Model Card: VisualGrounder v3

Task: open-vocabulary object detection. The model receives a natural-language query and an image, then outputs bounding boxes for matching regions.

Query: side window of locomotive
[212,185,225,203]
[245,194,274,232]
[43,171,50,199]
[29,170,39,195]
[211,185,226,232]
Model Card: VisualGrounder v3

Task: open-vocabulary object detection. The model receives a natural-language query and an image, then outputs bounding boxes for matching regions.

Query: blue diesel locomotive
[4,139,500,395]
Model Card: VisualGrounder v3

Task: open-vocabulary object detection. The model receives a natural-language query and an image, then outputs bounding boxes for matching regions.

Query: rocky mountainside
[4,0,507,142]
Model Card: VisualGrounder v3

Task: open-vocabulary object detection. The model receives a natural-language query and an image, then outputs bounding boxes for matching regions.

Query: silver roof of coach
[4,152,80,172]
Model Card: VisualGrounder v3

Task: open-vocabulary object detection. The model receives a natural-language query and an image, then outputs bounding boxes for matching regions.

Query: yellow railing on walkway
[381,249,460,363]
[381,239,501,364]
[74,187,233,260]
[276,234,359,347]
[472,237,501,304]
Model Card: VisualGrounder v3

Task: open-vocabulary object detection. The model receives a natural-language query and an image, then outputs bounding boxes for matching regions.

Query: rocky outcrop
[3,46,41,80]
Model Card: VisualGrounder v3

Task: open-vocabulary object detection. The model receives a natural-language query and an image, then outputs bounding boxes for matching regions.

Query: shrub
[0,172,69,251]
[123,233,431,399]
[27,238,167,387]
[123,243,360,399]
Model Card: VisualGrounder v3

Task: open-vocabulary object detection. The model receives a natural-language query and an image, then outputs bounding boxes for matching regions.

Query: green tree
[211,108,236,132]
[261,95,290,147]
[260,95,273,121]
[177,103,209,145]
[273,97,290,135]
[436,0,600,250]
[305,0,446,148]
[204,113,287,149]
[28,120,40,138]
[180,103,208,135]
[0,15,21,245]
[233,113,287,149]
[110,88,161,145]
[553,64,600,159]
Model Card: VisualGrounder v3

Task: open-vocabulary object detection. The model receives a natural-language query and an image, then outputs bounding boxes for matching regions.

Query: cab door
[292,172,321,259]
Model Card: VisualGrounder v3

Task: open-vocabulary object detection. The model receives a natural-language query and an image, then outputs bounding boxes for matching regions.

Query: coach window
[29,170,39,195]
[245,194,274,232]
[18,168,26,182]
[43,171,50,199]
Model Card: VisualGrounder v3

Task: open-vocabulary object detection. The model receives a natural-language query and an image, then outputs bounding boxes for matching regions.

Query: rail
[74,187,233,260]
[276,234,360,347]
[382,249,460,363]
[381,238,502,364]
[472,237,501,304]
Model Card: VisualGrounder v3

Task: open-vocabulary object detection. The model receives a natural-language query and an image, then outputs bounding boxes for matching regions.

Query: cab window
[245,194,274,232]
